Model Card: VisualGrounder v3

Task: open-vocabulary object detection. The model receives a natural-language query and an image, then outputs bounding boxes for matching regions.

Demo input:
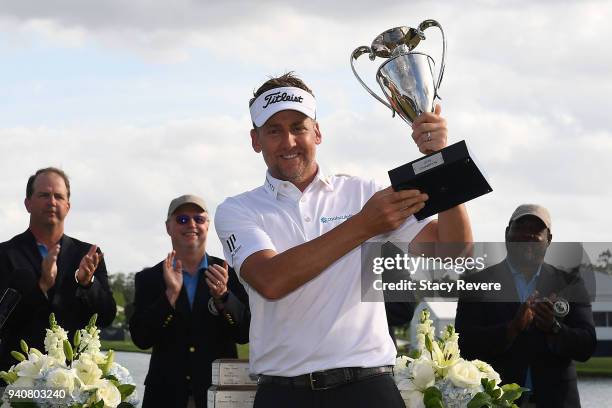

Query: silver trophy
[350,20,445,124]
[350,20,492,220]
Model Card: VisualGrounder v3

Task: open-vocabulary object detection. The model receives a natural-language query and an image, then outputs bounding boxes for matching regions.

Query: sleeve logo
[226,234,237,253]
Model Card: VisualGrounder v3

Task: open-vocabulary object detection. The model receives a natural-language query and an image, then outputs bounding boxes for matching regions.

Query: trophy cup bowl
[376,52,436,125]
[351,20,492,219]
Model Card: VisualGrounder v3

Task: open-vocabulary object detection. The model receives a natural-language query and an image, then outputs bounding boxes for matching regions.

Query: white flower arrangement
[1,314,139,408]
[395,309,526,408]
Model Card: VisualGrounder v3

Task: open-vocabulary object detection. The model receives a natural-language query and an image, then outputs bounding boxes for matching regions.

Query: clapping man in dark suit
[0,167,117,373]
[455,204,596,408]
[130,195,250,408]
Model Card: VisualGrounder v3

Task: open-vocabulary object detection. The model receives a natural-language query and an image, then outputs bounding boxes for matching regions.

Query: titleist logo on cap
[262,91,304,109]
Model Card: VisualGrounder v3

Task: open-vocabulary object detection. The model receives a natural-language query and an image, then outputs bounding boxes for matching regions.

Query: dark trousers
[253,374,406,408]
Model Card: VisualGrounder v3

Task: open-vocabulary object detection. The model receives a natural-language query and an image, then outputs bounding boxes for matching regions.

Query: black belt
[258,366,394,390]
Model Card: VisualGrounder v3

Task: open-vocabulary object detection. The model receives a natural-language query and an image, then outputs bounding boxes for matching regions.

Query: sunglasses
[175,214,208,225]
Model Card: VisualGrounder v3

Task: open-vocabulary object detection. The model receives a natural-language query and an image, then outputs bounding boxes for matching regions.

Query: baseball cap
[167,194,207,218]
[509,204,551,230]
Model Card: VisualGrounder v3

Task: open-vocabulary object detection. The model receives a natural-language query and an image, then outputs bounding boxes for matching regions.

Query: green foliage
[10,402,38,408]
[90,400,105,408]
[424,386,444,408]
[467,392,493,408]
[117,384,136,401]
[102,350,114,376]
[49,313,57,329]
[466,378,527,408]
[74,330,81,348]
[88,314,98,329]
[11,350,26,362]
[63,339,74,363]
[0,370,18,384]
[19,340,29,354]
[408,348,422,359]
[425,333,433,354]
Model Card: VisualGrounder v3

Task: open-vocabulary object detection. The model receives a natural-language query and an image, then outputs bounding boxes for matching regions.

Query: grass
[101,340,150,354]
[576,357,612,377]
[102,339,611,377]
[237,343,249,359]
[101,339,248,358]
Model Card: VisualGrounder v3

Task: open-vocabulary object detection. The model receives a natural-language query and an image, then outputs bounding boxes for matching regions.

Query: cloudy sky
[1,0,610,273]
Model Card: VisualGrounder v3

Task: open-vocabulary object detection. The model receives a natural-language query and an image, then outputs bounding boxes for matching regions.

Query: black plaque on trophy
[388,140,492,220]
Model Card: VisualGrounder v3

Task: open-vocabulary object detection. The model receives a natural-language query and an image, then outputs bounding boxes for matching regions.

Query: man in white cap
[455,204,596,408]
[215,73,472,407]
[130,194,250,408]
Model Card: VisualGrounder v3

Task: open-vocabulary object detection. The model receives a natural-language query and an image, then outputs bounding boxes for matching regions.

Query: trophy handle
[418,19,446,99]
[350,46,394,111]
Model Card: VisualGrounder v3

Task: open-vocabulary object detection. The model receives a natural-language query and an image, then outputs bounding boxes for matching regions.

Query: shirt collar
[263,166,334,200]
[506,258,542,282]
[173,254,208,275]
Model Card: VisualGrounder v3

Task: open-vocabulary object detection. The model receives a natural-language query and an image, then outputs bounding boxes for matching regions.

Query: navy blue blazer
[0,229,117,372]
[455,260,596,408]
[129,254,250,408]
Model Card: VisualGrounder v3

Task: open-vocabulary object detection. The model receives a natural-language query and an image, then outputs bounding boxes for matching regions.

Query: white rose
[399,389,425,408]
[95,379,121,408]
[46,367,78,394]
[448,359,483,389]
[472,359,501,385]
[74,354,103,386]
[410,358,435,390]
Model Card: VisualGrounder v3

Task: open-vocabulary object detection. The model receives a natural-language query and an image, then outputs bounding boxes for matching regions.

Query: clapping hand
[531,293,556,333]
[163,250,183,307]
[205,261,229,301]
[76,245,102,286]
[39,244,60,293]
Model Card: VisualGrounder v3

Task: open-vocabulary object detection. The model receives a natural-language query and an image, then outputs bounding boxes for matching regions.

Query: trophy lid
[371,26,425,58]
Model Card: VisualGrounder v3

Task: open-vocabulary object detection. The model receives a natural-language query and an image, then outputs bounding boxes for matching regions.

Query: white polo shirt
[215,168,430,376]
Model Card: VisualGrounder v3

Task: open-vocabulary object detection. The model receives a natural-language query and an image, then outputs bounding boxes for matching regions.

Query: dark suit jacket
[129,254,250,408]
[386,302,416,347]
[0,229,117,371]
[455,260,596,408]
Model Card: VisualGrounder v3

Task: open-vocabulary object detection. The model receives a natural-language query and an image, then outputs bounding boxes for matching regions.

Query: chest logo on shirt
[320,214,353,224]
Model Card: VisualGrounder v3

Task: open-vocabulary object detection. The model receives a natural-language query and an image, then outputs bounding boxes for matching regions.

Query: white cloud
[1,0,611,272]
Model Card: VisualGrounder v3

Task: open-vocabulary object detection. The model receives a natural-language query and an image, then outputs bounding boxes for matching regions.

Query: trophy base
[388,140,492,220]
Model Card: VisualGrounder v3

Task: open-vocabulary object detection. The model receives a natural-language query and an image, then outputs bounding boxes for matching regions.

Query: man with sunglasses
[215,73,472,407]
[0,167,116,374]
[130,195,250,408]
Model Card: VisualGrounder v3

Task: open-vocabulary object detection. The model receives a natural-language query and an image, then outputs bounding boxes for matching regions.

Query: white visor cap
[250,87,316,127]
